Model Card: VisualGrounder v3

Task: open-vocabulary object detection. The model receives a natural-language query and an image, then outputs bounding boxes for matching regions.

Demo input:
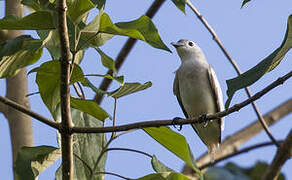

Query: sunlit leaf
[15,146,60,180]
[225,14,292,108]
[138,172,191,180]
[0,11,55,30]
[67,0,95,24]
[151,155,173,173]
[55,109,107,180]
[171,0,186,14]
[100,13,171,52]
[29,61,86,114]
[109,81,152,99]
[70,97,110,121]
[143,127,199,174]
[0,35,43,78]
[95,48,117,74]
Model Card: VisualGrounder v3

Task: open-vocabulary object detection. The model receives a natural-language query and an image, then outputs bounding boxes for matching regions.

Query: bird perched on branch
[171,39,224,162]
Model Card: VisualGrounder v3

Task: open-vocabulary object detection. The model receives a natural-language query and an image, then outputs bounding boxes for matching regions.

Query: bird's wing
[173,72,189,118]
[207,65,225,131]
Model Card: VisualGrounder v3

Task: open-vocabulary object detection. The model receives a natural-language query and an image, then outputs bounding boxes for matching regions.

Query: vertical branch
[57,0,73,179]
[4,0,34,177]
[186,0,279,147]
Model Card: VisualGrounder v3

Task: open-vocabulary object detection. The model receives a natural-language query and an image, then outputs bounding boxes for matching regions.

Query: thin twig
[73,83,84,99]
[25,91,40,97]
[57,0,74,179]
[94,0,166,104]
[105,147,153,158]
[111,98,118,138]
[262,130,292,180]
[186,0,280,147]
[72,70,292,134]
[73,153,93,175]
[199,141,283,170]
[94,171,134,180]
[0,96,59,129]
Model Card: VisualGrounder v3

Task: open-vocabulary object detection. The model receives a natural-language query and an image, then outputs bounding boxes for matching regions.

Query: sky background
[0,0,292,179]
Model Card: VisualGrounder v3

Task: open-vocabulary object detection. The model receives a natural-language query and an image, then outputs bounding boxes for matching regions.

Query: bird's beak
[171,42,183,48]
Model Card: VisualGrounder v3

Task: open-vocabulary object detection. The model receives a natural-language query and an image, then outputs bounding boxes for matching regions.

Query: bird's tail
[208,143,219,163]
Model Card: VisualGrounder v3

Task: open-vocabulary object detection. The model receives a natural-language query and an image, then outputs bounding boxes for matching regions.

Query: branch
[0,96,59,129]
[199,141,283,170]
[186,0,279,147]
[196,98,292,167]
[72,70,292,134]
[105,147,153,158]
[94,171,134,180]
[94,0,166,104]
[57,0,73,179]
[262,130,292,180]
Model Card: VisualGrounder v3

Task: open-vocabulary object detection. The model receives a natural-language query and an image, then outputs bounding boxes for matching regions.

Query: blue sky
[1,0,292,179]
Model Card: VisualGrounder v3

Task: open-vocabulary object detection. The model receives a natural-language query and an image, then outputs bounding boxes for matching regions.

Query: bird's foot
[172,117,183,131]
[199,114,209,127]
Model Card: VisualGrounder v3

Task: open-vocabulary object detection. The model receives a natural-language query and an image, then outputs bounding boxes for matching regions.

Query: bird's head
[171,39,205,62]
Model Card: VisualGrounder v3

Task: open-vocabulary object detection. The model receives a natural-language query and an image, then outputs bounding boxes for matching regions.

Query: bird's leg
[199,114,209,127]
[172,117,183,131]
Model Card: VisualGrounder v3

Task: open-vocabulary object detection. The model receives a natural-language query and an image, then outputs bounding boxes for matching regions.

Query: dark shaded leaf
[0,11,55,30]
[138,172,191,180]
[171,0,186,14]
[15,146,60,180]
[241,0,251,8]
[55,109,107,180]
[151,155,173,173]
[225,14,292,108]
[90,0,106,9]
[70,97,110,121]
[0,35,42,78]
[109,81,152,99]
[29,61,86,114]
[143,127,200,174]
[67,0,95,24]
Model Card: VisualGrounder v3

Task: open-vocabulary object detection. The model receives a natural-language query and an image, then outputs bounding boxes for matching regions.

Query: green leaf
[15,146,60,180]
[90,0,106,9]
[30,61,86,114]
[95,48,116,73]
[82,78,110,96]
[241,0,251,8]
[67,0,95,24]
[225,14,292,108]
[79,8,114,48]
[109,81,152,99]
[138,172,191,180]
[70,97,110,121]
[86,74,124,84]
[100,13,171,52]
[143,127,199,174]
[55,109,107,180]
[0,35,43,78]
[151,155,173,173]
[0,11,55,30]
[171,0,186,14]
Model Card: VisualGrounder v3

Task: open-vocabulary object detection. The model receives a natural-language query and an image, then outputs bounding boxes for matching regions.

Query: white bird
[171,39,224,161]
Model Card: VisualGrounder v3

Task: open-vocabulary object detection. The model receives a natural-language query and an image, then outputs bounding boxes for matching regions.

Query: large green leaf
[225,14,292,108]
[138,172,191,180]
[30,61,86,114]
[0,35,43,78]
[15,146,60,180]
[143,127,199,173]
[95,48,117,74]
[67,0,95,24]
[109,81,152,99]
[55,109,107,180]
[151,155,173,173]
[70,97,110,121]
[0,11,55,30]
[171,0,186,14]
[99,13,171,52]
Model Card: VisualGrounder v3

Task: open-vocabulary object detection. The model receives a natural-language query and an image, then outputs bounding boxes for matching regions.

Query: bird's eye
[188,41,194,47]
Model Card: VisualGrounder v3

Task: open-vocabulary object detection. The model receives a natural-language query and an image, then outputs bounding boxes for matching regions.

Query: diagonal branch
[94,0,166,104]
[186,0,279,147]
[72,70,292,133]
[262,130,292,180]
[0,96,59,129]
[57,0,73,179]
